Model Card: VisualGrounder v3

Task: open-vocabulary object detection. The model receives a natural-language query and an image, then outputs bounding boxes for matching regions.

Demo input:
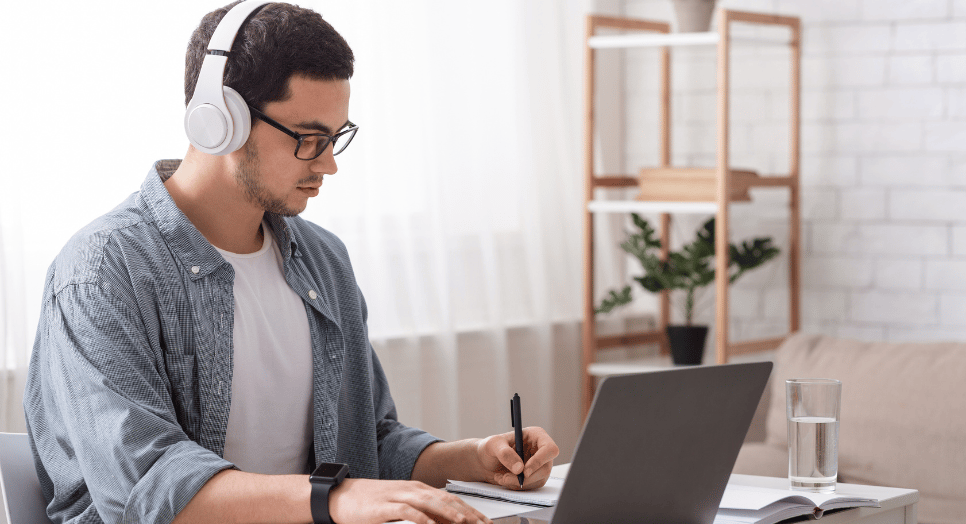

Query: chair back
[0,432,54,524]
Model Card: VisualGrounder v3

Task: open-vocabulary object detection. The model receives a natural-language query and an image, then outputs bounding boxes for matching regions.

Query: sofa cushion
[733,442,786,478]
[734,333,966,524]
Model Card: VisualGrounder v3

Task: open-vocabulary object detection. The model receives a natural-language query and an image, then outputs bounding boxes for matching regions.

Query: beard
[233,141,307,217]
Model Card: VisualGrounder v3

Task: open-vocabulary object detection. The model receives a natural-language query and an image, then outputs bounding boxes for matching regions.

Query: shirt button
[191,266,200,274]
[308,290,318,300]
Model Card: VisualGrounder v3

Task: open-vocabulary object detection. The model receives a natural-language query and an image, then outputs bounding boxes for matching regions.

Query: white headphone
[184,0,275,155]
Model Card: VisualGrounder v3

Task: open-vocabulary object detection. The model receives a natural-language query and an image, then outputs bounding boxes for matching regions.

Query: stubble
[233,141,304,217]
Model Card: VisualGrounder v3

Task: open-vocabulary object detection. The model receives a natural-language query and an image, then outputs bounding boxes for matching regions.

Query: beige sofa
[733,333,966,524]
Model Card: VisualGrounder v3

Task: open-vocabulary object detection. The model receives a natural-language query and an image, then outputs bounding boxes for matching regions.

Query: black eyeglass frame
[248,105,358,160]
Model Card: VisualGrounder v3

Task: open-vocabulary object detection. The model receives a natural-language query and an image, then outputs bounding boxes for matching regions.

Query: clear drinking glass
[786,378,841,493]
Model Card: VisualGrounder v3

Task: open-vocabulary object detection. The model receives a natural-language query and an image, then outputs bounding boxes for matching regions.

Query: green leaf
[729,237,780,283]
[595,285,634,315]
[602,213,781,321]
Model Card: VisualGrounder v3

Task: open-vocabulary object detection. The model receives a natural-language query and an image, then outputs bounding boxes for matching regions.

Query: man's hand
[476,427,559,490]
[328,478,492,524]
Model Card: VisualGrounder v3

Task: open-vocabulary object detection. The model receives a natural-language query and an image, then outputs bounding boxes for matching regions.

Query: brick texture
[622,0,966,342]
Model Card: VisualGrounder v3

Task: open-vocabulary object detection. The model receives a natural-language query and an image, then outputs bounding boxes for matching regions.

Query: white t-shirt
[217,222,314,474]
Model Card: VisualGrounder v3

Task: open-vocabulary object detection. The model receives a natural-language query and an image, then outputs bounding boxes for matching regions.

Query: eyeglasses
[248,105,358,160]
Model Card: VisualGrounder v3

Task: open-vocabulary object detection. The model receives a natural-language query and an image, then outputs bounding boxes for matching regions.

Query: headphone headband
[207,0,273,53]
[184,0,275,155]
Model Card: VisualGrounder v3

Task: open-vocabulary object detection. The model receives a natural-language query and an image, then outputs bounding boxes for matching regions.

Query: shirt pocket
[160,317,201,440]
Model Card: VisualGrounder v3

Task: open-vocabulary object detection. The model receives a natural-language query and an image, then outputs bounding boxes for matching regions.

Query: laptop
[496,361,772,524]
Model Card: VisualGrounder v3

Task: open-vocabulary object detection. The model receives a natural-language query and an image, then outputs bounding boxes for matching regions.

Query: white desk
[726,474,919,524]
[447,465,920,524]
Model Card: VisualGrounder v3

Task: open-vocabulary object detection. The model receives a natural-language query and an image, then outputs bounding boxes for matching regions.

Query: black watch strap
[310,481,335,524]
[309,463,349,524]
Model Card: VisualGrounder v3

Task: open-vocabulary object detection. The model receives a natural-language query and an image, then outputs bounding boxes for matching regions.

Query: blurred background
[2,0,964,466]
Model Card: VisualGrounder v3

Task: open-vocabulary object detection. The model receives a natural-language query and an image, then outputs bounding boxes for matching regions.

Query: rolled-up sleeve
[369,345,441,481]
[25,279,234,523]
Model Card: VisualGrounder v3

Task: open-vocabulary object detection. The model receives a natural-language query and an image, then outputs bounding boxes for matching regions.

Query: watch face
[310,463,348,480]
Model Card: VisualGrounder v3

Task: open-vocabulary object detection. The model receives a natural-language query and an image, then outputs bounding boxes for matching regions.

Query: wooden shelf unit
[581,10,802,417]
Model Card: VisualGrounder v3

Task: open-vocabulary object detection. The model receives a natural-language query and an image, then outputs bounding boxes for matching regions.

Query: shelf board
[588,200,718,214]
[588,357,680,377]
[587,347,780,377]
[588,32,718,48]
[587,31,790,49]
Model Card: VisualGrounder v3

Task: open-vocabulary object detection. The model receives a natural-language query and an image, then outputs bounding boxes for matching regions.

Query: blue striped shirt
[24,159,439,523]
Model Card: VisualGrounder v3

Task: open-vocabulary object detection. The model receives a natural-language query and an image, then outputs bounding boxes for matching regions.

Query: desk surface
[726,474,919,524]
[451,464,920,524]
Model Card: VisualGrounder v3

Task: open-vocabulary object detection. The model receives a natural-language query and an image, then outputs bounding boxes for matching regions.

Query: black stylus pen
[511,393,525,488]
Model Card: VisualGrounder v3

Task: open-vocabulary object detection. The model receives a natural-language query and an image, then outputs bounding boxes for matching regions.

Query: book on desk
[715,484,879,524]
[445,475,879,524]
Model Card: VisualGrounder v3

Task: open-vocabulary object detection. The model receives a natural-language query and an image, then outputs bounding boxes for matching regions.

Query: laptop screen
[494,362,772,524]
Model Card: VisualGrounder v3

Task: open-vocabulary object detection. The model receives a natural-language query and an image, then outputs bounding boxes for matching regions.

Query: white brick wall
[859,155,951,186]
[888,55,934,85]
[893,22,966,51]
[620,0,966,342]
[954,226,966,255]
[890,189,966,221]
[851,291,938,324]
[858,88,945,119]
[925,121,966,151]
[874,258,923,290]
[859,0,949,21]
[803,56,886,88]
[938,55,966,83]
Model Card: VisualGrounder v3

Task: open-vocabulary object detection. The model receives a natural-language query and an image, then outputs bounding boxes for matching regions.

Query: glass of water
[786,378,841,493]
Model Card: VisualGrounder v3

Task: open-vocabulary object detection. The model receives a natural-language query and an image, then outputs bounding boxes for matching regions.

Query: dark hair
[184,1,354,109]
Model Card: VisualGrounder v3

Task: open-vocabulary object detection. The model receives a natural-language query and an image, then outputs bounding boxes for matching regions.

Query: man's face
[233,75,351,217]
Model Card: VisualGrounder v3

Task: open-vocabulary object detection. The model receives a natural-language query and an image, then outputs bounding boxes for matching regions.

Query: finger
[389,503,436,524]
[488,437,526,475]
[496,460,552,491]
[521,461,553,490]
[522,426,556,453]
[522,428,559,477]
[403,493,465,524]
[404,485,490,524]
[493,471,524,490]
[453,498,492,524]
[438,492,491,524]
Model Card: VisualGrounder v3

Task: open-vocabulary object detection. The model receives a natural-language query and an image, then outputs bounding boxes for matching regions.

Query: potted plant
[671,0,717,32]
[596,213,779,365]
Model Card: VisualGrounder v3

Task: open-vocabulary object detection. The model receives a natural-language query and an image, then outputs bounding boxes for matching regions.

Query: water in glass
[788,416,838,492]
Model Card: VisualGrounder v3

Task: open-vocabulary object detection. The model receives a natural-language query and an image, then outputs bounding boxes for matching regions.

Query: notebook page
[445,477,565,507]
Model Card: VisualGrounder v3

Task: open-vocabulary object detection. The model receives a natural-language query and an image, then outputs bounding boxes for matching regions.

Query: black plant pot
[666,325,708,365]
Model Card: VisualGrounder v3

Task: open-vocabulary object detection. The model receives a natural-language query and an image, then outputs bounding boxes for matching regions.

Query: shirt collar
[265,213,301,261]
[138,160,301,279]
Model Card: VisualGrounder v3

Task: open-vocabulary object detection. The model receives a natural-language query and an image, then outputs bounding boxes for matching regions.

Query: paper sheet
[445,477,564,507]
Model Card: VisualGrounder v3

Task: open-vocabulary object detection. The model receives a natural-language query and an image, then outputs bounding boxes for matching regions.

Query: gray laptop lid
[503,361,772,524]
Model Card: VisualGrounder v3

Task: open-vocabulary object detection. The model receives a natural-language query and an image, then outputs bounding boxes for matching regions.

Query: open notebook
[715,484,879,524]
[445,476,565,507]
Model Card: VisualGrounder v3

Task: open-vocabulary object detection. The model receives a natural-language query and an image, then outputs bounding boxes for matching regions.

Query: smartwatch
[309,462,350,524]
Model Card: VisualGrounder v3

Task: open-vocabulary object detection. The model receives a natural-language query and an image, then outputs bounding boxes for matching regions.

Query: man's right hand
[327,478,492,524]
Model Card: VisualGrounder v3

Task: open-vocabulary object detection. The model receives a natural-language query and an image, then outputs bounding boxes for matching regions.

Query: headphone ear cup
[220,86,252,155]
[185,98,230,153]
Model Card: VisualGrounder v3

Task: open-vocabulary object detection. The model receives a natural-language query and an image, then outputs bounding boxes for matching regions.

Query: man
[23,2,558,523]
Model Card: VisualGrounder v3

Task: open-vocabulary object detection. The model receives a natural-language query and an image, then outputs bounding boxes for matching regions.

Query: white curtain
[1,0,593,457]
[0,191,29,434]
